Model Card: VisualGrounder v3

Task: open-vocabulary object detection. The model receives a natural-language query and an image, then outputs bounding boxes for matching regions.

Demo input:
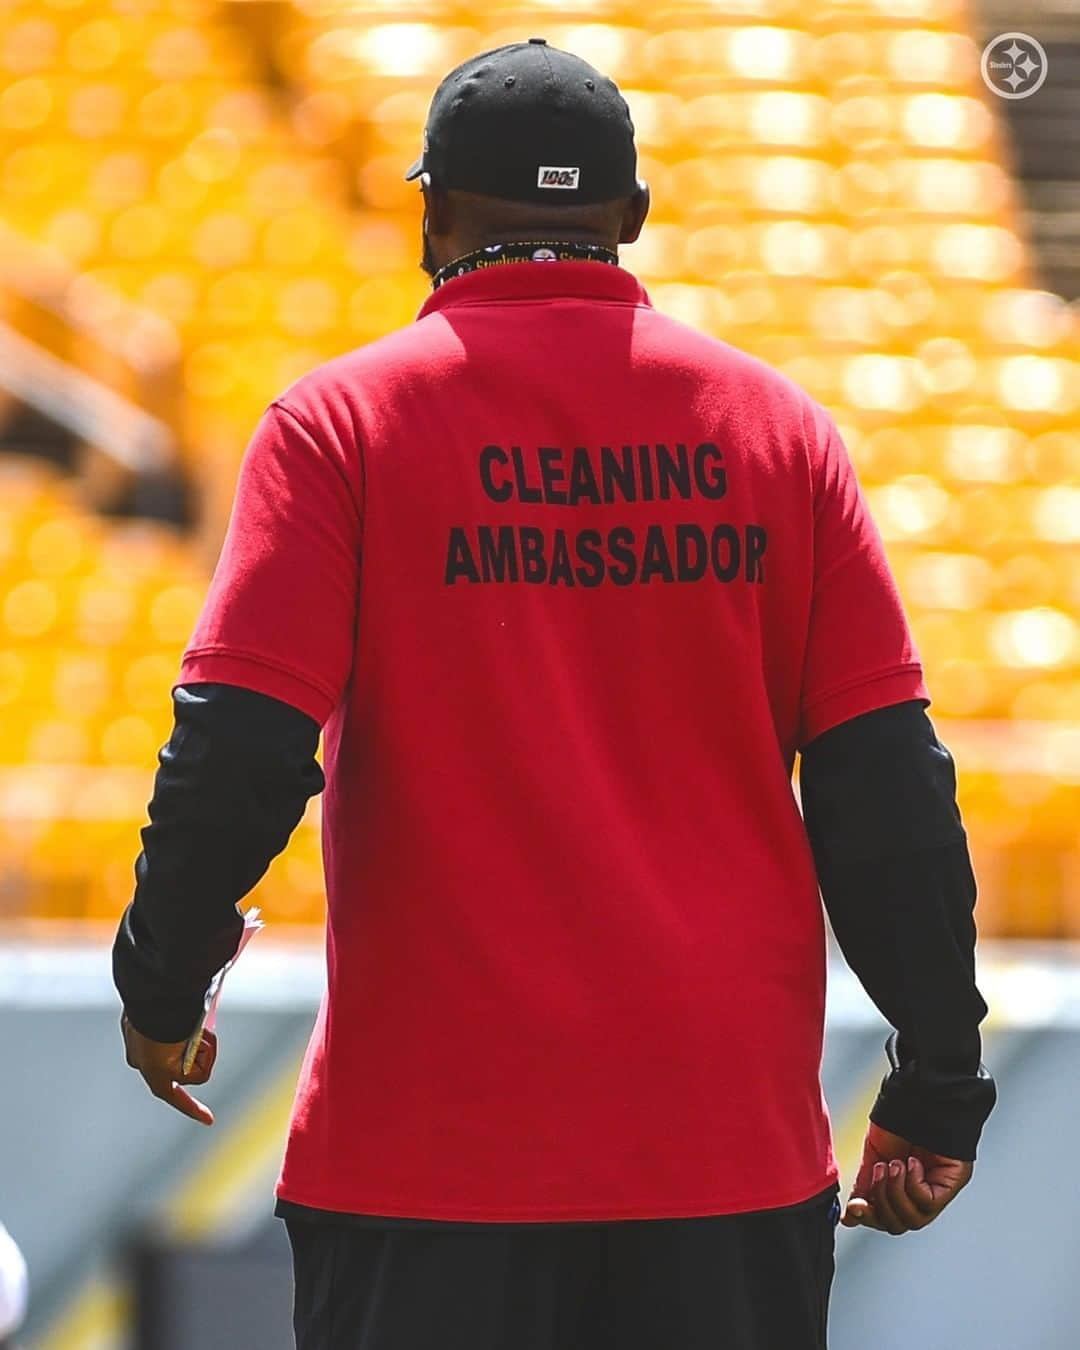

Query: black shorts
[284,1183,840,1350]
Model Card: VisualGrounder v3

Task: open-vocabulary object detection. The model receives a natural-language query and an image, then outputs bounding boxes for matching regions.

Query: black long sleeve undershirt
[113,685,994,1165]
[800,699,996,1161]
[112,683,324,1042]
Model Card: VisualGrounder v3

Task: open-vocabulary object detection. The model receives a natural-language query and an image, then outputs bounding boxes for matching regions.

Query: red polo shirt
[180,261,927,1221]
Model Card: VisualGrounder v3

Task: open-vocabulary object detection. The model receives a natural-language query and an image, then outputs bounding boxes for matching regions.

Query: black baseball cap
[404,38,637,206]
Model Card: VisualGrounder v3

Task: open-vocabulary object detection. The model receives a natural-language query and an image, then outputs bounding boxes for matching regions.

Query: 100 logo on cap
[537,166,580,188]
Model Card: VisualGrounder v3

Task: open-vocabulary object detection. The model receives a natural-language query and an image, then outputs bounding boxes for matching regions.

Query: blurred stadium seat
[0,0,1077,936]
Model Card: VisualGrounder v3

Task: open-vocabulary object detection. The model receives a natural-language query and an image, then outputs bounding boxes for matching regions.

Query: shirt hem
[273,1169,841,1225]
[799,663,927,748]
[178,648,336,726]
[802,660,924,715]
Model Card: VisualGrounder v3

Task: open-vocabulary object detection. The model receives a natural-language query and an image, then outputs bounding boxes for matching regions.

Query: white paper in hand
[181,908,264,1076]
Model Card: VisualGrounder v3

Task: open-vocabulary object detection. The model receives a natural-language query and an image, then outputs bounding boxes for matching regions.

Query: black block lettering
[478,525,519,582]
[640,524,675,583]
[445,528,480,584]
[510,446,542,503]
[479,445,512,503]
[694,443,727,500]
[575,529,605,587]
[656,444,692,501]
[745,524,767,583]
[538,447,568,505]
[709,524,741,581]
[520,526,547,583]
[549,529,575,585]
[568,448,601,506]
[601,446,636,504]
[675,524,708,581]
[607,526,638,585]
[637,445,655,501]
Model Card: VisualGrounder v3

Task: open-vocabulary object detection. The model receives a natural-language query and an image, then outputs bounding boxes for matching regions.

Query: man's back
[112,38,995,1348]
[181,260,926,1220]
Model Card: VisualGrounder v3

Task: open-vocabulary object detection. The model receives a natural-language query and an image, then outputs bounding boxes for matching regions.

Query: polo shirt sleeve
[178,399,362,727]
[797,403,928,748]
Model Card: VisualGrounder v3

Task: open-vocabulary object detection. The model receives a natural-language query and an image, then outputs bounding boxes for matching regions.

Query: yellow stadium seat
[0,0,1076,933]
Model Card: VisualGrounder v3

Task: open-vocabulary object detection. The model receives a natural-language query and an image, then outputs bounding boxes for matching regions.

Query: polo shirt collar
[417,261,651,319]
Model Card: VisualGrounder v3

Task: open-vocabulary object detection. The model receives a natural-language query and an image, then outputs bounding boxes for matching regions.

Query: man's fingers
[923,1157,973,1208]
[161,1081,215,1126]
[844,1129,975,1238]
[146,1073,214,1126]
[180,1032,217,1085]
[842,1197,883,1230]
[839,1199,864,1228]
[866,1161,905,1235]
[180,1057,211,1086]
[168,1083,214,1126]
[903,1156,939,1216]
[847,1155,967,1235]
[882,1159,934,1231]
[842,1152,884,1228]
[842,1155,878,1224]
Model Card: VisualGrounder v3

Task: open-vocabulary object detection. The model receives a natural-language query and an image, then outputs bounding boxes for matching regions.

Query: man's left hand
[121,1015,217,1126]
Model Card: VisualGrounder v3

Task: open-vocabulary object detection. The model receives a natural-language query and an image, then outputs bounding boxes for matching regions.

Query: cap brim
[404,156,424,181]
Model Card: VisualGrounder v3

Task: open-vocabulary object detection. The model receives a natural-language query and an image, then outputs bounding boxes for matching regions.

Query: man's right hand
[842,1121,973,1235]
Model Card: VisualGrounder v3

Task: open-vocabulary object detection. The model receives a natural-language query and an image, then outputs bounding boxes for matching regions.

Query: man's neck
[430,239,619,290]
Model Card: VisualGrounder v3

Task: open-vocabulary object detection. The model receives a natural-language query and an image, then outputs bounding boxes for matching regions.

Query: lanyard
[431,240,619,290]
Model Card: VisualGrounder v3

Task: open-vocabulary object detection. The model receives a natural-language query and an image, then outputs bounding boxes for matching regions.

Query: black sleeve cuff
[112,901,216,1042]
[119,991,207,1044]
[868,1030,997,1162]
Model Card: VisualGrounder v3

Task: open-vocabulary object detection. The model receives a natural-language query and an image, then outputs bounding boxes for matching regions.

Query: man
[114,40,996,1350]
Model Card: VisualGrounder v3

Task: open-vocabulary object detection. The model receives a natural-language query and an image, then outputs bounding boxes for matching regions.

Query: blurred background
[0,0,1077,1345]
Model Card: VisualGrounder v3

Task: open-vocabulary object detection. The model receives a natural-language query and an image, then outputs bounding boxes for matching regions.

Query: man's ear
[619,181,650,245]
[421,175,452,237]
